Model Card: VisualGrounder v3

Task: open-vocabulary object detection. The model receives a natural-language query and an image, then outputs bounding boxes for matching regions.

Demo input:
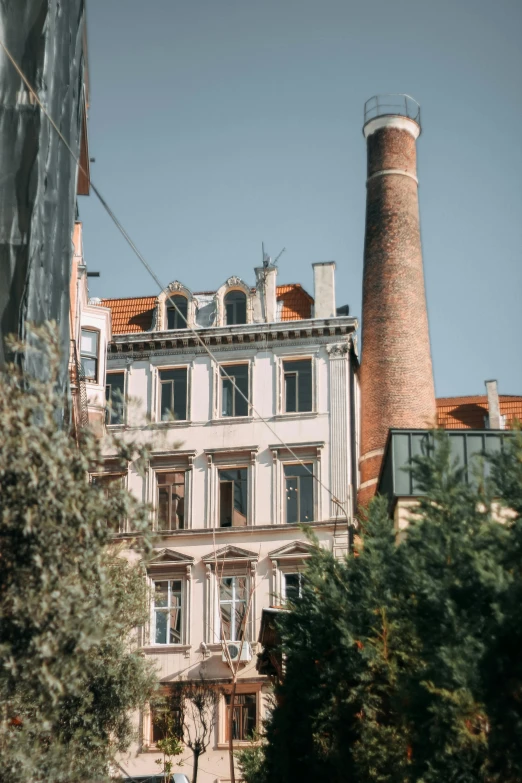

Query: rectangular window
[151,688,184,744]
[283,359,312,413]
[225,693,257,741]
[219,468,248,527]
[220,576,248,641]
[156,471,186,530]
[221,364,249,417]
[159,368,188,422]
[283,572,305,602]
[284,463,314,523]
[91,473,125,531]
[153,580,183,645]
[80,329,99,382]
[105,372,125,425]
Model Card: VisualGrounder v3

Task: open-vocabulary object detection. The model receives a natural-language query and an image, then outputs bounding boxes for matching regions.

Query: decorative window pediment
[202,544,258,566]
[149,548,195,566]
[147,549,195,578]
[268,540,315,562]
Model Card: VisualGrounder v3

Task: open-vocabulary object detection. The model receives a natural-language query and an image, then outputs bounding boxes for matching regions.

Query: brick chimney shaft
[358,104,436,506]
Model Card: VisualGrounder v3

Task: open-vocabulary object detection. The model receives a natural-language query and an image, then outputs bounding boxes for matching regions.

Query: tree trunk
[228,677,238,783]
[192,749,199,783]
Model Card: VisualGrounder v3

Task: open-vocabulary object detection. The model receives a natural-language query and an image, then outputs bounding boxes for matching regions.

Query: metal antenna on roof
[262,242,285,268]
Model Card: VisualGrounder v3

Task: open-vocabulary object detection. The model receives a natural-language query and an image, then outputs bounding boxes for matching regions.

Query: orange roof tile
[276,284,313,321]
[102,283,315,334]
[436,395,522,430]
[101,296,156,334]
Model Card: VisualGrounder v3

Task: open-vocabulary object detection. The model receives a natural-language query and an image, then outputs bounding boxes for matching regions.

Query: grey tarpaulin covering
[0,0,85,394]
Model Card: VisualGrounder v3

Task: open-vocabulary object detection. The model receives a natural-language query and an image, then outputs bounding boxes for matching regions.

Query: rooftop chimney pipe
[358,95,436,506]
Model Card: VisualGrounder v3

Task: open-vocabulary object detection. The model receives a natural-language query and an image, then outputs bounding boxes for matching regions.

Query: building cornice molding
[106,317,357,357]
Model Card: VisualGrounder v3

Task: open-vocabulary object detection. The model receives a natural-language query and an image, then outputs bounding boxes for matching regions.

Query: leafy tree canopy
[0,324,157,782]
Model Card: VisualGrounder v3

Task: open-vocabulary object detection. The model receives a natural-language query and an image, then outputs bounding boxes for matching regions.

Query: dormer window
[166,295,188,330]
[225,290,247,325]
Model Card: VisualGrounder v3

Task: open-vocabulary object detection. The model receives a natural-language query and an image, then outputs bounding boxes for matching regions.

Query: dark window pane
[225,291,247,325]
[219,469,247,526]
[157,487,169,528]
[106,372,125,425]
[285,476,298,523]
[285,573,301,602]
[284,373,297,412]
[160,381,173,421]
[159,369,187,421]
[222,378,234,416]
[221,364,249,417]
[220,481,233,527]
[283,360,312,412]
[155,611,168,644]
[284,463,314,523]
[167,296,188,329]
[300,474,314,522]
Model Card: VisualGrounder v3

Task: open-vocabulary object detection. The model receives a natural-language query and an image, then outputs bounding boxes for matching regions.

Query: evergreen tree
[0,324,157,782]
[482,430,522,782]
[259,430,522,783]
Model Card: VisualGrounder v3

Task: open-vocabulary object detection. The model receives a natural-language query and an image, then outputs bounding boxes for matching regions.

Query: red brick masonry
[359,123,436,505]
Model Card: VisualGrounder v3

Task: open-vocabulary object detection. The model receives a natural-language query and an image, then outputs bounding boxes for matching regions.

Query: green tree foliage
[0,324,157,782]
[259,431,522,783]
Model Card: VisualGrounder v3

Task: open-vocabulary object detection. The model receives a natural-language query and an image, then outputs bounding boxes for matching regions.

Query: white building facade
[78,258,359,782]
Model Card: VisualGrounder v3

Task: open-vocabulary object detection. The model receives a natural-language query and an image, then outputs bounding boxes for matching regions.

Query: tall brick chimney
[358,95,436,506]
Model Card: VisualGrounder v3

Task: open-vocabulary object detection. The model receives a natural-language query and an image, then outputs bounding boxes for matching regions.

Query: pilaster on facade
[327,341,351,520]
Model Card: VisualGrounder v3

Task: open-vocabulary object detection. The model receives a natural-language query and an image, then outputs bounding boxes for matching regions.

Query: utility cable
[0,38,352,528]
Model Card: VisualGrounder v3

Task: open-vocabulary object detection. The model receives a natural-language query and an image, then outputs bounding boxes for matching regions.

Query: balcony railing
[364,93,421,129]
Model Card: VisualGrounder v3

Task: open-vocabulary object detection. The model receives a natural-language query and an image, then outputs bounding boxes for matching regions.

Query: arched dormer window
[166,295,188,330]
[154,282,195,331]
[225,290,247,325]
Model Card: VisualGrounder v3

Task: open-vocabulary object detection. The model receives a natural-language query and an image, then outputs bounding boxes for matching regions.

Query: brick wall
[359,124,436,505]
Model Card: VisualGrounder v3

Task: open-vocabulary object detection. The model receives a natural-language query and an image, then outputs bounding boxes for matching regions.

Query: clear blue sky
[81,0,522,397]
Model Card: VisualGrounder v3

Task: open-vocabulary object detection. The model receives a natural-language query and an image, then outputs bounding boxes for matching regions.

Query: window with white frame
[220,363,249,417]
[152,579,183,645]
[166,295,188,330]
[80,329,99,382]
[156,471,186,530]
[105,371,125,425]
[282,358,313,412]
[284,462,314,523]
[219,575,248,641]
[158,367,188,421]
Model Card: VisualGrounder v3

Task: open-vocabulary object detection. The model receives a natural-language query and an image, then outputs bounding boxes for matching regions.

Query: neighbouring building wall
[0,0,87,397]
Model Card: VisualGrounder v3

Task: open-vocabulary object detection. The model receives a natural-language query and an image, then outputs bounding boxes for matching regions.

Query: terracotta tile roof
[102,283,315,334]
[101,296,156,334]
[276,284,314,321]
[436,395,522,430]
